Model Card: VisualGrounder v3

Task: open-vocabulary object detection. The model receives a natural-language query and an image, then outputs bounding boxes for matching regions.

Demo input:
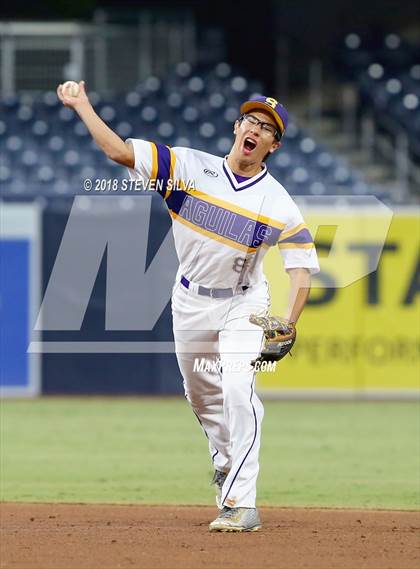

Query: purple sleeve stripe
[278,228,313,244]
[155,143,171,198]
[166,185,187,213]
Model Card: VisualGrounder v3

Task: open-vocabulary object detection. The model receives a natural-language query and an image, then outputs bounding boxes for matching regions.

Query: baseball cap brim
[240,100,286,136]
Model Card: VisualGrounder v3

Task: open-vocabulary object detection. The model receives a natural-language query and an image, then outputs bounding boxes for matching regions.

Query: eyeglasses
[241,113,281,139]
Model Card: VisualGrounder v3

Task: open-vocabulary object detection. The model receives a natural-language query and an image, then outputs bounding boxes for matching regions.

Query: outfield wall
[0,203,41,397]
[1,199,418,397]
[259,208,420,398]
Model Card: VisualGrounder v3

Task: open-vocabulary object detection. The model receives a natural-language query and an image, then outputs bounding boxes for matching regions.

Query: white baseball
[62,81,80,97]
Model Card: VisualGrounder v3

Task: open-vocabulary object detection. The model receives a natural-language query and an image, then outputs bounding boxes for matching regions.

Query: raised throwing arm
[56,81,134,168]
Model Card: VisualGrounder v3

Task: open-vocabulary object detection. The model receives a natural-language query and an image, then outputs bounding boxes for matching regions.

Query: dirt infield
[1,503,418,569]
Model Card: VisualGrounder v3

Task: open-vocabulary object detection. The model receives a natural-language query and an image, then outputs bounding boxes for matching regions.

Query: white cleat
[209,507,261,532]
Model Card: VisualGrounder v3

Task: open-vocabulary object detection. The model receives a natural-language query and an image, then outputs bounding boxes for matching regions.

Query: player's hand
[56,80,90,110]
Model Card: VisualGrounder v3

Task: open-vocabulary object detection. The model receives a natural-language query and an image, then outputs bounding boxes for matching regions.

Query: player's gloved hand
[249,314,296,367]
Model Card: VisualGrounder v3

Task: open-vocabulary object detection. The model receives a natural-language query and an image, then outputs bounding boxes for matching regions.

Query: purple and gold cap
[240,96,288,137]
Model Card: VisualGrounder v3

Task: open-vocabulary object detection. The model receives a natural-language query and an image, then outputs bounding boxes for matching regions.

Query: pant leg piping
[221,382,258,506]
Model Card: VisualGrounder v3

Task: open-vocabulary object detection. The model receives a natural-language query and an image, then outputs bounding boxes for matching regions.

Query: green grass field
[1,398,419,510]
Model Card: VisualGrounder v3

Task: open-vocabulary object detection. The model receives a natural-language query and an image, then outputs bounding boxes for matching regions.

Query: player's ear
[233,119,241,135]
[269,139,281,153]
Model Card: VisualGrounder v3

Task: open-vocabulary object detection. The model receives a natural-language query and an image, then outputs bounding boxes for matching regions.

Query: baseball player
[57,81,319,532]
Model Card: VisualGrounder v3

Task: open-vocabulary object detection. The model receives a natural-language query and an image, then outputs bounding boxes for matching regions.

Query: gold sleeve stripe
[278,242,315,250]
[164,148,177,201]
[278,223,307,241]
[150,142,158,180]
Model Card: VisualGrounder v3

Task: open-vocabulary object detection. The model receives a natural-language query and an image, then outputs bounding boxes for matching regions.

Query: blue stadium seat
[0,164,12,184]
[182,105,199,123]
[175,62,193,80]
[21,149,38,167]
[157,121,175,140]
[216,137,231,154]
[0,120,7,136]
[32,120,49,137]
[115,121,133,138]
[6,135,24,154]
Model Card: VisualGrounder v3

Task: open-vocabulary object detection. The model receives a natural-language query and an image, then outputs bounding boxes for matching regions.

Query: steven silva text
[83,178,196,193]
[193,357,277,373]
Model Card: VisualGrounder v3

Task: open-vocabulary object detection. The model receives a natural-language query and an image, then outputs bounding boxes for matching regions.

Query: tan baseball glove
[249,314,296,367]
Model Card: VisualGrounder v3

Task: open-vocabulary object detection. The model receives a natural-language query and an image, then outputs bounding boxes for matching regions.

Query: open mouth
[243,137,257,152]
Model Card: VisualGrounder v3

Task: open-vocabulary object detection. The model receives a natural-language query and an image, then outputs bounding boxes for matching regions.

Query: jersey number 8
[232,256,251,274]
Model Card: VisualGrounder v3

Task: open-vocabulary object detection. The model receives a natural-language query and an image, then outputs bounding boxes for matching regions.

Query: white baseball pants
[171,280,269,508]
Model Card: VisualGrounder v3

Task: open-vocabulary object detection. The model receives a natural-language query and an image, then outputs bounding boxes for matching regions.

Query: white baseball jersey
[127,139,320,288]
